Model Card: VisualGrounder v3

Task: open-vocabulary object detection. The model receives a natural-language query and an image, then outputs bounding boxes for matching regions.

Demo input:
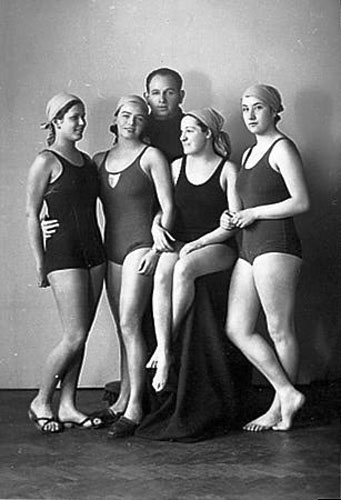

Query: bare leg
[173,244,236,332]
[58,264,105,425]
[148,244,236,393]
[30,265,104,430]
[254,253,304,431]
[119,248,153,423]
[105,260,130,415]
[146,250,179,392]
[226,258,304,432]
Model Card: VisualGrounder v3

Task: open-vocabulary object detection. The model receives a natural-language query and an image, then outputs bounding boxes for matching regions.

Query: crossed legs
[226,254,305,431]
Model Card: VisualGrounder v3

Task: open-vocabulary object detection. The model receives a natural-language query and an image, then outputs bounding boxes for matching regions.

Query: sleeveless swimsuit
[236,137,302,264]
[98,146,156,264]
[172,156,237,251]
[44,151,105,275]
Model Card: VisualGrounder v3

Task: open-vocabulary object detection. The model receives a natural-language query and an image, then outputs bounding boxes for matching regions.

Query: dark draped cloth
[133,270,252,442]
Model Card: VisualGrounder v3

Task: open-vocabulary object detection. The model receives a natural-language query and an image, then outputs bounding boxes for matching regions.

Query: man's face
[145,74,184,121]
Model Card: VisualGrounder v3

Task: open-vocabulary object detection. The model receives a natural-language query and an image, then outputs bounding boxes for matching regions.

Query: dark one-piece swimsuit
[98,146,156,265]
[44,150,105,275]
[236,137,302,264]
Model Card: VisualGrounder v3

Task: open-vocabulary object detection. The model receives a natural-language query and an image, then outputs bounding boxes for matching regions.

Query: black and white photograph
[0,1,340,499]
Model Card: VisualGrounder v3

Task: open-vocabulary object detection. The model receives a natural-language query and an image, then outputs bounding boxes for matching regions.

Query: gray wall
[1,0,340,388]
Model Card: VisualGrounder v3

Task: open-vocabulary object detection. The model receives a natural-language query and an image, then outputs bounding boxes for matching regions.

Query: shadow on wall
[294,89,341,382]
[87,96,119,156]
[182,70,213,110]
[184,70,251,163]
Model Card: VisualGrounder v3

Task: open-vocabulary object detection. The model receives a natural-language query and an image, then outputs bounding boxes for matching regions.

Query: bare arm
[144,148,175,244]
[137,148,175,275]
[233,140,310,229]
[26,153,55,287]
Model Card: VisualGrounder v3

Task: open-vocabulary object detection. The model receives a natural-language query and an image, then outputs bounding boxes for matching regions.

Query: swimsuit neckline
[243,137,286,170]
[47,149,85,168]
[184,156,225,186]
[104,146,148,175]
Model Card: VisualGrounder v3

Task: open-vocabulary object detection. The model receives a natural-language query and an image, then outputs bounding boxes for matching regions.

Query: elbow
[291,189,310,215]
[300,194,311,214]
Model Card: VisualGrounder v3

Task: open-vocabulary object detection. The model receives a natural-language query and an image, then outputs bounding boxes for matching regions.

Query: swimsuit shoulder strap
[137,145,150,162]
[266,136,290,155]
[98,150,111,172]
[242,145,255,167]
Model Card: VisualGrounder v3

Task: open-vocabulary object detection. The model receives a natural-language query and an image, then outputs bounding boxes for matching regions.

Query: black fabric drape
[135,270,252,442]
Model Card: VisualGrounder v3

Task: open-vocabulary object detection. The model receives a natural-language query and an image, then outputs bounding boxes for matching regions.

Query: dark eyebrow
[151,87,176,92]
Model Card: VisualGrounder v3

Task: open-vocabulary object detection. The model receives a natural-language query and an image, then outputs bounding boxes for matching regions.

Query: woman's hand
[179,240,203,258]
[36,265,49,288]
[232,208,257,228]
[138,249,161,276]
[41,218,59,239]
[151,220,175,252]
[220,210,236,230]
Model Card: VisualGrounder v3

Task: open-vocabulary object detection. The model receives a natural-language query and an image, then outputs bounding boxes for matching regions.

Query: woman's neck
[187,145,219,165]
[115,136,143,153]
[254,128,281,148]
[50,138,83,163]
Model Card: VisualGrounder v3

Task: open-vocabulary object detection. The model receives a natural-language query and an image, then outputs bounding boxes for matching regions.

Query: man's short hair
[145,67,183,93]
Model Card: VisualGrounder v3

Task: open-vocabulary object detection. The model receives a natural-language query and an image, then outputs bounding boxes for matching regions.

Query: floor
[0,386,339,500]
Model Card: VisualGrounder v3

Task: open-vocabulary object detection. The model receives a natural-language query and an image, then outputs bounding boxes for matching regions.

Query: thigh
[253,253,302,322]
[177,244,236,280]
[48,269,91,335]
[226,258,261,335]
[120,249,153,320]
[105,260,122,323]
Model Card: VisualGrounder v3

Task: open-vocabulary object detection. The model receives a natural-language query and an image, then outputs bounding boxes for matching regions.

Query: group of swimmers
[26,67,310,438]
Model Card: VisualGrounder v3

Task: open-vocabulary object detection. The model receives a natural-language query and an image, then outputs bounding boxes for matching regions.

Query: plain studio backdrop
[0,0,340,389]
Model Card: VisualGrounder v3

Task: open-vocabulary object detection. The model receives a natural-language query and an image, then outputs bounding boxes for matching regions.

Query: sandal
[28,407,64,434]
[90,408,122,427]
[59,415,103,430]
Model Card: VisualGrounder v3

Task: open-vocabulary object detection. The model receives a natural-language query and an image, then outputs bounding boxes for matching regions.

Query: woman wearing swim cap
[41,94,174,438]
[221,84,310,431]
[26,93,106,432]
[146,108,239,396]
[92,95,174,438]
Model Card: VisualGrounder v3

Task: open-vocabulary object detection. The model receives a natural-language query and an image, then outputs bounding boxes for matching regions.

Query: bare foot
[272,389,305,431]
[146,349,171,392]
[243,408,281,432]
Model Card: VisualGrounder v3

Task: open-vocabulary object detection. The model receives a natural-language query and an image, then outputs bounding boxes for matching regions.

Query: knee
[119,313,140,340]
[225,319,240,345]
[173,260,195,284]
[63,329,87,353]
[154,265,172,290]
[267,318,292,344]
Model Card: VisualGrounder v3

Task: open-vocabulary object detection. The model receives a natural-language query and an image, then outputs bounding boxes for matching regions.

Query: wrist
[253,207,261,220]
[151,245,162,255]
